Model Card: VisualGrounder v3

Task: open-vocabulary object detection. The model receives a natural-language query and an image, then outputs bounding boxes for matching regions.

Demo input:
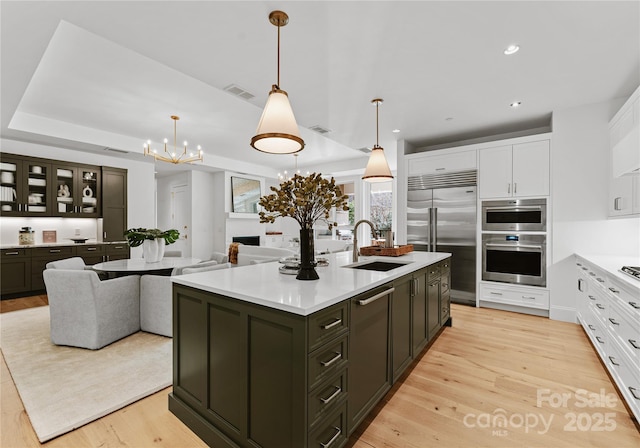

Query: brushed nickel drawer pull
[596,278,605,283]
[87,247,97,251]
[588,324,596,331]
[320,426,341,448]
[319,386,342,404]
[490,291,502,296]
[5,251,19,255]
[595,303,605,310]
[630,387,640,400]
[522,296,536,300]
[608,318,619,325]
[595,336,604,344]
[608,287,620,294]
[608,356,619,366]
[321,318,342,330]
[358,287,394,306]
[588,295,596,300]
[629,339,640,350]
[49,249,61,253]
[114,246,124,249]
[629,302,640,309]
[320,352,342,367]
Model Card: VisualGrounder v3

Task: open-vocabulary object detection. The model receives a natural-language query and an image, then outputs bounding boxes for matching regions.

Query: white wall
[0,138,155,248]
[549,98,640,322]
[190,170,216,260]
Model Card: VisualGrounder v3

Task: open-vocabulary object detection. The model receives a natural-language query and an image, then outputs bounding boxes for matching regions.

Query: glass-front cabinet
[52,163,100,217]
[0,156,52,216]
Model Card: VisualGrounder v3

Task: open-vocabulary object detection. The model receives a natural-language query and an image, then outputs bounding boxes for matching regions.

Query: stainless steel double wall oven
[481,198,547,287]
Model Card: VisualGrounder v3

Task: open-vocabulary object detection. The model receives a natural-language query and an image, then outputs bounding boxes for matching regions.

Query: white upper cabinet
[407,149,476,176]
[610,88,640,177]
[608,86,640,218]
[479,140,550,199]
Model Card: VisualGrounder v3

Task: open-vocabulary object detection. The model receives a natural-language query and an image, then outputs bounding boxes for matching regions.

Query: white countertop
[171,251,451,316]
[575,253,640,291]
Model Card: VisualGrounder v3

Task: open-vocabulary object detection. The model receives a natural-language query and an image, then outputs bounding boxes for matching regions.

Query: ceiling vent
[103,147,129,154]
[356,146,372,153]
[309,124,331,134]
[223,84,255,101]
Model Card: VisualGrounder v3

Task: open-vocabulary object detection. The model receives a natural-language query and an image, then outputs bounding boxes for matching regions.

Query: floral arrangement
[259,173,349,229]
[123,228,180,247]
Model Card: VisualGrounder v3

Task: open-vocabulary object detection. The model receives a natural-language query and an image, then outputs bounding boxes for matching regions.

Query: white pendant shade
[251,87,304,154]
[363,146,393,182]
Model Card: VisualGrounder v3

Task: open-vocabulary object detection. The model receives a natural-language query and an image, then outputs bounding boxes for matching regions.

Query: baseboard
[549,305,577,323]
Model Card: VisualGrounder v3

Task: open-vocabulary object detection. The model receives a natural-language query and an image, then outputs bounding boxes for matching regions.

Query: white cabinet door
[408,150,476,176]
[478,145,512,198]
[512,140,550,197]
[608,175,633,217]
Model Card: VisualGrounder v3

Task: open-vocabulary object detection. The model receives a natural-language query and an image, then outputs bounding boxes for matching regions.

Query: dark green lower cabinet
[391,275,412,382]
[347,284,392,434]
[169,257,451,448]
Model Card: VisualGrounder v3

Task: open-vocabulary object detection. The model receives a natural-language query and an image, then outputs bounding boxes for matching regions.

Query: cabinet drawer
[480,283,549,309]
[441,291,450,322]
[308,402,347,448]
[608,299,640,361]
[407,150,476,176]
[606,338,640,415]
[308,370,347,429]
[308,301,349,353]
[76,244,105,256]
[1,248,30,258]
[427,264,441,281]
[308,334,349,391]
[32,246,74,257]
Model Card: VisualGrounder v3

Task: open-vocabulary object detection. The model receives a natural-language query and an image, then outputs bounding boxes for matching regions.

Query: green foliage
[259,173,349,230]
[123,228,180,247]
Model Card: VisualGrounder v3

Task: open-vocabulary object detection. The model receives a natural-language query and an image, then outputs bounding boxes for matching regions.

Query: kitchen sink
[346,261,410,272]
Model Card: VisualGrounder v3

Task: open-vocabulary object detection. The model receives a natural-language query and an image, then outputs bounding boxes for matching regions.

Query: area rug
[0,306,172,442]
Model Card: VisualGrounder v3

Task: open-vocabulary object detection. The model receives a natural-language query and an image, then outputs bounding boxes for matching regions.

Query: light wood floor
[1,298,638,447]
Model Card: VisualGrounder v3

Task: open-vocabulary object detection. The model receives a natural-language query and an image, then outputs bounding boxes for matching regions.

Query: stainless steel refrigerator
[407,170,477,305]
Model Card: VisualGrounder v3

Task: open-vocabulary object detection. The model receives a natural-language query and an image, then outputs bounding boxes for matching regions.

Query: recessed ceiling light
[510,101,522,108]
[392,129,400,133]
[504,44,520,55]
[445,117,454,121]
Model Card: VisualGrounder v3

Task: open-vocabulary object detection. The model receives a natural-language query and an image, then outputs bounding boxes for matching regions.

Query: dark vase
[297,228,319,280]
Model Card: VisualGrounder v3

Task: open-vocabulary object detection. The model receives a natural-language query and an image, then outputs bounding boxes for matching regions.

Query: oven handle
[485,243,543,251]
[484,205,543,211]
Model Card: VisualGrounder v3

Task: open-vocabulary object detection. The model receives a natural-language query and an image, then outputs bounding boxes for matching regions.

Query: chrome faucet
[352,219,378,262]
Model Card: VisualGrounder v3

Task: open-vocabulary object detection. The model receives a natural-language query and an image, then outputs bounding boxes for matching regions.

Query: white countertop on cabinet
[575,253,640,291]
[171,251,451,316]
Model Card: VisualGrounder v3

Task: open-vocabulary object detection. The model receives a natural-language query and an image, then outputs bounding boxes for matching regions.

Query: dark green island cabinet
[169,253,452,448]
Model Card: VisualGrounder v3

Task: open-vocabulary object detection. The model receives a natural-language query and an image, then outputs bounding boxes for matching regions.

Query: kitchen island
[169,251,451,448]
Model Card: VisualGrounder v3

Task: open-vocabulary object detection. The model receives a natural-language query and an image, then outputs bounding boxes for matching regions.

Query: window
[369,181,393,231]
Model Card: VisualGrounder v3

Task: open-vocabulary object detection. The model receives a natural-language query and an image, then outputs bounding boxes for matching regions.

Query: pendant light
[251,10,305,154]
[362,98,393,182]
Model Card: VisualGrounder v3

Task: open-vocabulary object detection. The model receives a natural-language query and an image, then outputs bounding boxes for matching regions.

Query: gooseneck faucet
[352,219,378,263]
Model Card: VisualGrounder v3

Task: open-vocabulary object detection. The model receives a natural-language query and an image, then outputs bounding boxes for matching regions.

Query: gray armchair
[43,269,140,350]
[140,262,230,337]
[46,256,88,270]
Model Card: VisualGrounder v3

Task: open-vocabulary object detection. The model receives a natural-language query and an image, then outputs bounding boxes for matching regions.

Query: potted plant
[259,173,348,280]
[124,228,180,262]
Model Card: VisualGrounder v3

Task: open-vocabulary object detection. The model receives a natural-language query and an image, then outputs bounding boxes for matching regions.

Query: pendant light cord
[277,23,281,88]
[375,101,379,147]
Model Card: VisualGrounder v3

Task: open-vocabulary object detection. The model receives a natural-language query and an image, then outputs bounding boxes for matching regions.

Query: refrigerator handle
[432,208,437,252]
[427,208,432,251]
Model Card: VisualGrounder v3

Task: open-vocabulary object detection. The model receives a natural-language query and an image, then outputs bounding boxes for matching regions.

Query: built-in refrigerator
[407,170,477,305]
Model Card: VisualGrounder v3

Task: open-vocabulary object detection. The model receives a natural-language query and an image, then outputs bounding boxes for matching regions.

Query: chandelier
[362,99,393,182]
[144,115,203,164]
[251,10,305,154]
[277,153,309,181]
